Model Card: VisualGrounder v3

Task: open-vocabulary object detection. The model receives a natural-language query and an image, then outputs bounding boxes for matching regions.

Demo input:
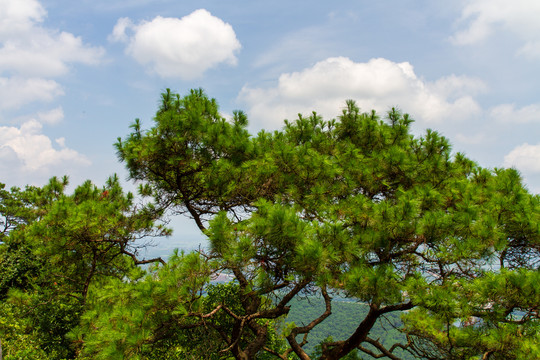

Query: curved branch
[360,337,409,360]
[286,286,332,360]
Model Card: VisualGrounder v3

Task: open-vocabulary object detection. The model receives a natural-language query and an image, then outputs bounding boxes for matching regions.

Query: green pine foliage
[0,176,169,359]
[114,89,538,359]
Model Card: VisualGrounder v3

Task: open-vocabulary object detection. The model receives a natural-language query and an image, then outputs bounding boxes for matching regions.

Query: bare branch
[360,337,407,360]
[122,248,165,266]
[263,346,289,360]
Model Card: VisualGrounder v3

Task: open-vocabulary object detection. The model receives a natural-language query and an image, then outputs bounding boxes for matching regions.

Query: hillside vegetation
[285,297,414,359]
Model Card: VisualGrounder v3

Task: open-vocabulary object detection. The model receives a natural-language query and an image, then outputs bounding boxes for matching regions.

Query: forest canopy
[0,88,538,360]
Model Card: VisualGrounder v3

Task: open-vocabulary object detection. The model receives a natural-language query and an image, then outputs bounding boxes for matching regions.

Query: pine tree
[110,89,540,359]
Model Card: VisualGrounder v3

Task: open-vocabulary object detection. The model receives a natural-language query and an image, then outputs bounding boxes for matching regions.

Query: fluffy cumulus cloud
[0,119,92,185]
[0,0,104,78]
[0,0,46,36]
[0,0,104,111]
[504,143,540,173]
[451,0,540,58]
[0,120,90,174]
[504,143,540,193]
[239,57,485,130]
[0,0,101,181]
[0,77,64,110]
[110,9,241,79]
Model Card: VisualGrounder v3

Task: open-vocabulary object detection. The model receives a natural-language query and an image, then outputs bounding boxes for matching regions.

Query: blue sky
[1,0,540,251]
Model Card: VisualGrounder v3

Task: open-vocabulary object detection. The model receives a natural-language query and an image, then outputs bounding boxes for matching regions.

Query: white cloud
[504,143,540,173]
[0,0,46,37]
[0,0,100,186]
[111,9,241,79]
[489,103,540,124]
[37,106,64,125]
[0,0,103,120]
[0,0,104,78]
[451,0,540,57]
[109,17,133,43]
[0,120,90,172]
[0,77,64,110]
[55,137,66,147]
[238,57,485,130]
[0,31,104,78]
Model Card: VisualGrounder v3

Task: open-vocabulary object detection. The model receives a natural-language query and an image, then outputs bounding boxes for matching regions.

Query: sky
[1,0,540,252]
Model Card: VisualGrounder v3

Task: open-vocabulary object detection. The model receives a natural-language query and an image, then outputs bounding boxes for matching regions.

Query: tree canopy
[0,88,538,360]
[112,89,539,359]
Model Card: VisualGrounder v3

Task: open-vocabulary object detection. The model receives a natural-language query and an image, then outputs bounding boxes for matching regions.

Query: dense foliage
[113,89,538,359]
[0,176,168,359]
[0,88,538,359]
